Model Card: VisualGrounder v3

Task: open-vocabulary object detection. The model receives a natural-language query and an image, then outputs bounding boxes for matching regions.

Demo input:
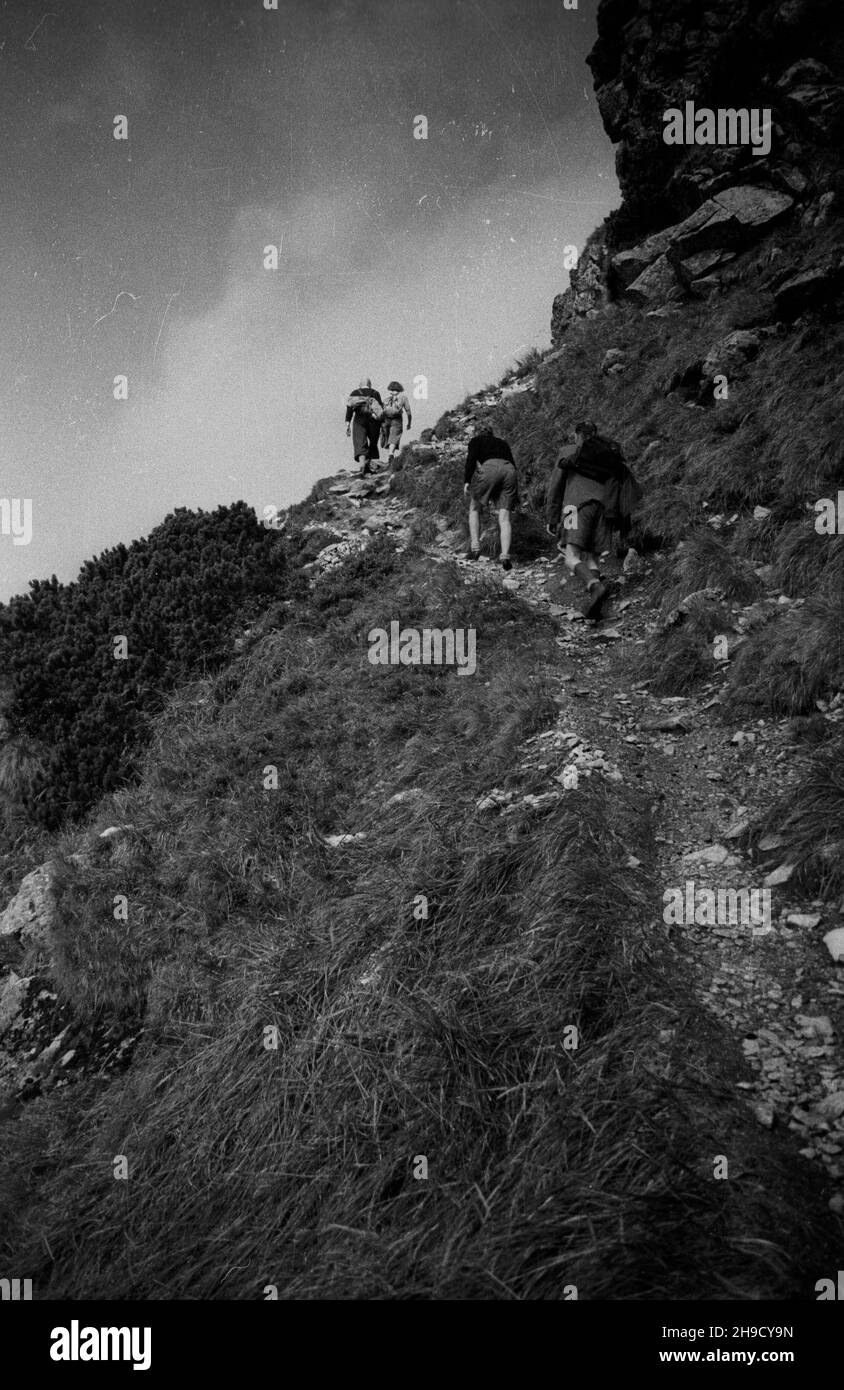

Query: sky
[0,0,618,602]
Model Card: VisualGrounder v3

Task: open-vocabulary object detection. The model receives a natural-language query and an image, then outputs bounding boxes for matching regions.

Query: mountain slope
[2,0,844,1300]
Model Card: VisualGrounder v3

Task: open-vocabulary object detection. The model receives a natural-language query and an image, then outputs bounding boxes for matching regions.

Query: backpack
[603,464,643,536]
[573,434,624,482]
[383,391,404,419]
[347,392,384,423]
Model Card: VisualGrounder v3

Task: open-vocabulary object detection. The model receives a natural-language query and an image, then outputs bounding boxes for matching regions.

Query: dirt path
[312,456,844,1206]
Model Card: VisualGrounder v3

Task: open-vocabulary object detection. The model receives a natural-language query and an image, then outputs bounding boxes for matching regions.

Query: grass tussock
[633,623,721,696]
[755,732,844,896]
[661,531,762,607]
[727,597,844,715]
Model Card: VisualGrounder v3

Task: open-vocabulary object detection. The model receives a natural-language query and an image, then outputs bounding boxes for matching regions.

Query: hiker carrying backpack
[572,431,642,536]
[545,420,640,620]
[380,380,412,462]
[345,378,385,476]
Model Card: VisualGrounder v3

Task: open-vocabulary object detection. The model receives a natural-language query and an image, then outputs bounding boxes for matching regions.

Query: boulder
[311,539,366,573]
[98,824,133,843]
[823,926,844,962]
[667,186,793,262]
[677,249,727,285]
[701,329,762,379]
[0,864,56,951]
[816,1091,844,1120]
[610,226,677,290]
[776,62,844,139]
[775,165,809,196]
[405,445,438,467]
[626,254,684,307]
[763,862,796,888]
[601,348,627,375]
[690,275,725,299]
[681,844,732,866]
[774,261,844,320]
[349,478,376,497]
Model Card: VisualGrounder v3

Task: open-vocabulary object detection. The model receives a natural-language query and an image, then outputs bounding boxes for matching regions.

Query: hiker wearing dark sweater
[464,427,519,571]
[380,380,412,464]
[345,378,384,476]
[546,420,625,618]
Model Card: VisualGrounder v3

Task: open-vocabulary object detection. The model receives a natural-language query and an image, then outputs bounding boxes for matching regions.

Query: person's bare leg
[564,542,584,576]
[468,497,481,552]
[565,542,602,591]
[498,508,512,561]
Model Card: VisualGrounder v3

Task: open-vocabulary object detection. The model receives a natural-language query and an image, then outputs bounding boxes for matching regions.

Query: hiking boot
[501,557,512,572]
[581,580,610,620]
[465,548,480,562]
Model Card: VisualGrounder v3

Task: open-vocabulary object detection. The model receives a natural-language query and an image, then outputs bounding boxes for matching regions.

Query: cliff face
[589,0,844,234]
[552,0,844,342]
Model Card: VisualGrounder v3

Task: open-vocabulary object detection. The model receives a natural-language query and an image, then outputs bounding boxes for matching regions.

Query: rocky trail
[2,443,843,1213]
[307,441,844,1206]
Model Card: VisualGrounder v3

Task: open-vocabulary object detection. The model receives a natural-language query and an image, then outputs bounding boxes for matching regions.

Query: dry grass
[0,540,835,1300]
[754,732,844,896]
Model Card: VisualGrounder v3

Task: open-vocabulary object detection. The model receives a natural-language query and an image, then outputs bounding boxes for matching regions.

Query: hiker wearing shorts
[546,420,625,619]
[345,378,383,476]
[380,381,412,464]
[464,427,519,572]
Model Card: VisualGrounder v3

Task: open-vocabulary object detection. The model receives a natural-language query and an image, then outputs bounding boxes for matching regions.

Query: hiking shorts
[384,416,403,449]
[470,458,519,511]
[563,498,608,552]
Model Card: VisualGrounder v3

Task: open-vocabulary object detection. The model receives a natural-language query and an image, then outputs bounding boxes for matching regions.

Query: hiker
[380,380,412,464]
[464,426,519,571]
[545,419,628,619]
[345,378,384,476]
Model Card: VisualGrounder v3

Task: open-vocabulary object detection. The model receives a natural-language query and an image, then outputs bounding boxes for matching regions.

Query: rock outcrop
[587,0,844,238]
[551,0,844,338]
[0,863,56,959]
[551,228,611,344]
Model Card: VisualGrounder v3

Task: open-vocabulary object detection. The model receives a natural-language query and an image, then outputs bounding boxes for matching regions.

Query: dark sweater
[464,433,515,486]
